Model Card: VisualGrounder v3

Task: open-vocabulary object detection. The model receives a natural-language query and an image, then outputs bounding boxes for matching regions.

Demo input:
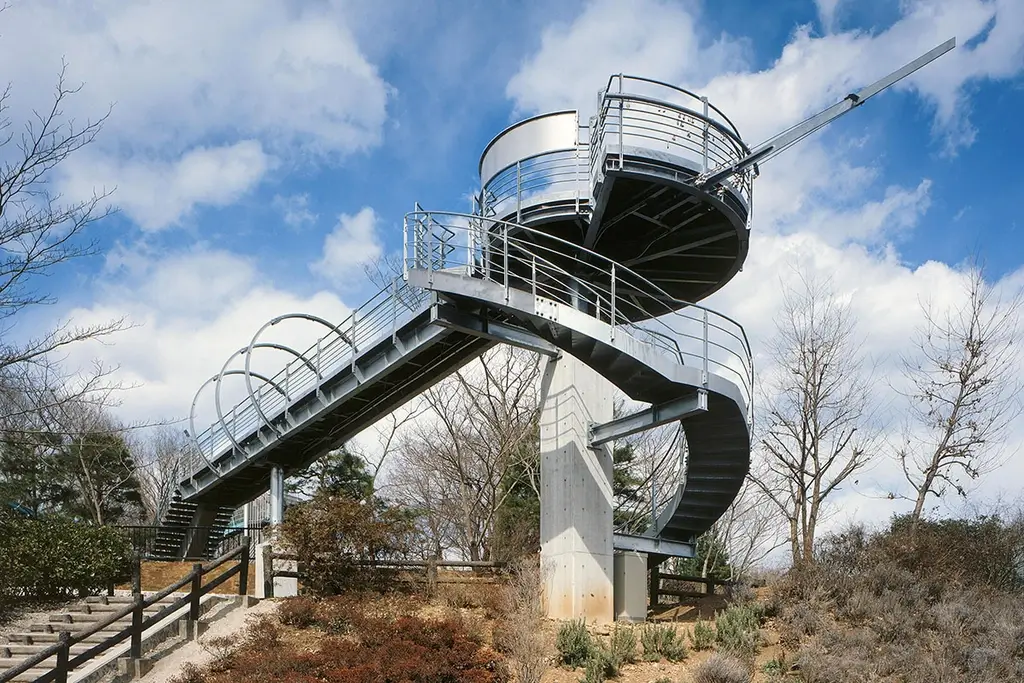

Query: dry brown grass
[772,516,1024,683]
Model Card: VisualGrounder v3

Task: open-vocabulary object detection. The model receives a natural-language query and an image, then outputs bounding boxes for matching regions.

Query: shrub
[277,596,318,628]
[580,648,616,683]
[280,493,414,596]
[496,558,548,683]
[609,623,638,666]
[0,511,133,603]
[640,623,687,662]
[691,653,752,683]
[556,618,595,668]
[714,604,762,661]
[690,617,715,651]
[168,662,205,683]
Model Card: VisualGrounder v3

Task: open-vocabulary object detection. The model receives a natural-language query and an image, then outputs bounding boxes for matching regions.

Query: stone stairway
[0,593,233,682]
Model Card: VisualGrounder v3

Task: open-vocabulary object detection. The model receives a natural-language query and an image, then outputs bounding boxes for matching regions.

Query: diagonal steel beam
[698,38,956,189]
[591,391,708,446]
[623,228,734,267]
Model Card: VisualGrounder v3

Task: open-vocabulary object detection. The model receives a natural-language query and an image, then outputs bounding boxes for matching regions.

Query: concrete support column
[614,551,648,622]
[539,353,614,622]
[269,465,284,525]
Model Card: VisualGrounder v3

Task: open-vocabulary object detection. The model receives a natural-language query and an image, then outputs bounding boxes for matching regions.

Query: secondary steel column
[269,465,284,525]
[539,353,615,622]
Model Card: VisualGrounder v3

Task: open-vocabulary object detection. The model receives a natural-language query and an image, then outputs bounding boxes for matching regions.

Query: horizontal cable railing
[403,211,753,421]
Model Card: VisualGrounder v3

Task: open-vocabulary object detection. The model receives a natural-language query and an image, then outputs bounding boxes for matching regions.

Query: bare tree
[753,272,876,566]
[896,265,1022,524]
[135,425,189,524]
[712,479,787,580]
[0,64,123,370]
[391,346,541,561]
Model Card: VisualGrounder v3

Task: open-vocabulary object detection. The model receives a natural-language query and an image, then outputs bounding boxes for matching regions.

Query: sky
[2,0,1024,530]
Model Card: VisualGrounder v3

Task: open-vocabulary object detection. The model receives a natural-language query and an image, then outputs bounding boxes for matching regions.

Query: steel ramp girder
[180,302,480,503]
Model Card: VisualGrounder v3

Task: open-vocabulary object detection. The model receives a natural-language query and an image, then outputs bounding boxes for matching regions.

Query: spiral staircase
[168,41,954,558]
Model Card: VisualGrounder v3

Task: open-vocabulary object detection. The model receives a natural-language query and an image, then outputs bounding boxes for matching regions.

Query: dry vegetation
[769,516,1024,682]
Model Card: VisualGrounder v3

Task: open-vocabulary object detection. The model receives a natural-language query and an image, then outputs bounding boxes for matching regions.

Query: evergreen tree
[289,445,374,500]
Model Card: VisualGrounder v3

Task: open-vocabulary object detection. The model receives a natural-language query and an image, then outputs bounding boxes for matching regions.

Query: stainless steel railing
[403,210,753,420]
[181,279,429,483]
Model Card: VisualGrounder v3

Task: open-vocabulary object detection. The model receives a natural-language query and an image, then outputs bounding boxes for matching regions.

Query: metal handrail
[484,76,755,227]
[403,210,754,421]
[181,280,429,481]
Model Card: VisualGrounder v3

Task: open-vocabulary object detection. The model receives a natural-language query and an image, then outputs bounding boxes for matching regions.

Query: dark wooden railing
[0,537,251,683]
[262,550,505,598]
[649,566,735,606]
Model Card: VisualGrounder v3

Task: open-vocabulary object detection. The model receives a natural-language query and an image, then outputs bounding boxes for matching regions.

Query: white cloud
[273,194,319,231]
[311,207,384,284]
[815,0,845,32]
[506,0,746,116]
[61,141,271,231]
[65,245,353,428]
[0,0,391,229]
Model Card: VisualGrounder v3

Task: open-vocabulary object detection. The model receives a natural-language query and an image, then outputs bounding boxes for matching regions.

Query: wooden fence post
[55,631,71,683]
[238,537,250,596]
[707,577,716,596]
[262,545,275,598]
[649,564,660,608]
[426,557,438,597]
[190,563,203,622]
[130,592,144,659]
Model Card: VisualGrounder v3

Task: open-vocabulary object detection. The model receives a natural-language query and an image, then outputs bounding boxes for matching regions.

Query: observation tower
[163,40,954,622]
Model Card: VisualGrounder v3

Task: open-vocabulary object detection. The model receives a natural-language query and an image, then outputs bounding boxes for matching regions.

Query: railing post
[702,309,709,389]
[262,545,275,599]
[239,537,250,596]
[391,278,399,341]
[190,563,203,622]
[130,591,144,660]
[515,161,522,223]
[531,256,537,298]
[610,263,616,336]
[708,577,716,596]
[701,96,710,172]
[350,312,358,353]
[402,214,409,278]
[503,224,510,302]
[55,631,71,683]
[617,73,624,169]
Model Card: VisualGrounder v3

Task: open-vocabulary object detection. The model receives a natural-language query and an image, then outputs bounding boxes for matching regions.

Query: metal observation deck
[173,44,955,556]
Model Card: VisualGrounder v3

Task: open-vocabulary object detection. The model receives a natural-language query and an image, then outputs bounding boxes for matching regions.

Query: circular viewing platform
[477,75,755,307]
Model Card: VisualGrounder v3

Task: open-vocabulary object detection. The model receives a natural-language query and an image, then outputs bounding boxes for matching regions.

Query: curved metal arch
[251,341,318,376]
[189,374,227,479]
[243,313,355,437]
[215,348,289,455]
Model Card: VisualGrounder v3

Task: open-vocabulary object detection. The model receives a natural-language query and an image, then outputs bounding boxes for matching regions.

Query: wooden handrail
[0,536,252,683]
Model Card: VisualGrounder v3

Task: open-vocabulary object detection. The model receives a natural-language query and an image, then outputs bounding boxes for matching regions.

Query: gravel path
[139,599,278,683]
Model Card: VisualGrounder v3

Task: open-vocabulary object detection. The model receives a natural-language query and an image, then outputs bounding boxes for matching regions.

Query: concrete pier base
[539,353,614,622]
[614,551,648,622]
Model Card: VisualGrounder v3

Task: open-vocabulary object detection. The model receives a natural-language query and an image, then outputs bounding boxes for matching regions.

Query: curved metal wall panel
[479,111,580,186]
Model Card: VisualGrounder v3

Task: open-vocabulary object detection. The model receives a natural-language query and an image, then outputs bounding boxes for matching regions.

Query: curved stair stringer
[408,269,751,542]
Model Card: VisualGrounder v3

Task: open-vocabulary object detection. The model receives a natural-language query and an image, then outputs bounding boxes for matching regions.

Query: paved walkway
[139,599,278,683]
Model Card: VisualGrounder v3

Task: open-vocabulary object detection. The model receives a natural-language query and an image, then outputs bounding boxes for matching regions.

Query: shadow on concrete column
[539,353,615,622]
